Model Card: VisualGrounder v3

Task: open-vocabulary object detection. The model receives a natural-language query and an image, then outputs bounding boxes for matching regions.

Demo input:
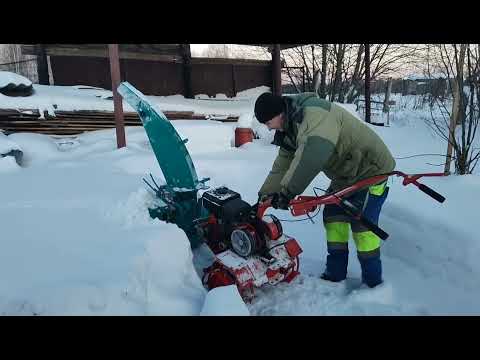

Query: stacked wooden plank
[0,109,239,135]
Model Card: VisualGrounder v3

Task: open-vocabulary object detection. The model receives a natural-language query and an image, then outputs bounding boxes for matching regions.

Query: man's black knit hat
[254,92,285,123]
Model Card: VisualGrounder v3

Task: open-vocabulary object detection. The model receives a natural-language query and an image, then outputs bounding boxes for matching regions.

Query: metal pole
[365,44,371,123]
[108,44,126,149]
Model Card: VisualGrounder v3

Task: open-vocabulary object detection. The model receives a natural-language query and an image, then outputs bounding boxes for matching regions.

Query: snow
[403,73,449,80]
[237,112,256,128]
[200,285,250,316]
[0,71,32,89]
[0,83,266,120]
[235,86,271,99]
[6,133,60,166]
[0,130,21,155]
[0,155,20,173]
[1,88,479,315]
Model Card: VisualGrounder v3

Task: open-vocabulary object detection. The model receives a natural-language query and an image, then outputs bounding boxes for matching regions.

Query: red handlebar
[289,171,446,216]
[256,171,445,242]
[257,171,446,219]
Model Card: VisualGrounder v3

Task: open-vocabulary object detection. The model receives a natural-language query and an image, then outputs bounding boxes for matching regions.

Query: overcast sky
[190,44,209,56]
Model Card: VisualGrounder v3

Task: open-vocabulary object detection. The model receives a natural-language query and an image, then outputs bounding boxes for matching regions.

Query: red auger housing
[199,186,302,301]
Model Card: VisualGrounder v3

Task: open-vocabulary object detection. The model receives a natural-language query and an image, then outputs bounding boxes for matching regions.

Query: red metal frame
[257,171,445,218]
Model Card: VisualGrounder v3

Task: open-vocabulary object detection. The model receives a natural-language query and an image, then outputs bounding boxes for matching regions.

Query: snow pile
[0,131,23,170]
[0,131,21,155]
[0,128,207,315]
[0,71,32,90]
[123,228,206,315]
[7,133,61,166]
[236,112,255,128]
[0,155,20,173]
[200,285,250,316]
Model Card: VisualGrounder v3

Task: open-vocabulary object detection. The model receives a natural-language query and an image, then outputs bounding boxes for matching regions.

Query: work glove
[249,194,268,219]
[270,192,291,210]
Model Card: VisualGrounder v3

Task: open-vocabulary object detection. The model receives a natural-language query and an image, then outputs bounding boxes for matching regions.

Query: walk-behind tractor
[118,82,446,301]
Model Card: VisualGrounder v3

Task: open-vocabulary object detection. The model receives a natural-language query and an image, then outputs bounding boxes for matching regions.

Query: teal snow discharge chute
[118,82,210,248]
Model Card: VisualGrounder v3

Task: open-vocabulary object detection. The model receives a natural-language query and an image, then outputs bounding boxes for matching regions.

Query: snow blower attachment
[118,82,446,301]
[117,82,302,301]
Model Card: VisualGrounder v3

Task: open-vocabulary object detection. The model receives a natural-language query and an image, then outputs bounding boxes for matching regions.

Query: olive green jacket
[258,93,396,198]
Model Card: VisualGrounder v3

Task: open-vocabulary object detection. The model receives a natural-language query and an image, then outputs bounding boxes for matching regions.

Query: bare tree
[319,44,328,98]
[330,44,346,101]
[281,44,424,103]
[425,44,480,175]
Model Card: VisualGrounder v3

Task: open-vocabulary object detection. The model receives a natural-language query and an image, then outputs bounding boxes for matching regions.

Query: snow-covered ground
[1,89,479,315]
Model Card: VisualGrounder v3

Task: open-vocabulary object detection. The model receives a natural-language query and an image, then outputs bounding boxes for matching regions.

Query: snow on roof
[0,81,270,119]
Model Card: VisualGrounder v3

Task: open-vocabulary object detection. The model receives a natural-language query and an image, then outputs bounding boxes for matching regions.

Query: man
[254,92,395,288]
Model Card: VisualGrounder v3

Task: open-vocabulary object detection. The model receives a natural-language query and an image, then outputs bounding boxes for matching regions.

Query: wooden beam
[22,45,273,65]
[35,44,50,85]
[108,44,126,149]
[22,44,183,62]
[272,44,282,96]
[181,44,193,99]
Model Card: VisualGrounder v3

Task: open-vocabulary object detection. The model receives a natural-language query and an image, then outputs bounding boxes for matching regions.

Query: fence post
[181,44,193,99]
[272,44,282,96]
[108,44,126,149]
[383,78,393,126]
[383,78,393,113]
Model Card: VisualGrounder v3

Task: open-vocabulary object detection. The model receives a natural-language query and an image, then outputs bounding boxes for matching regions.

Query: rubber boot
[321,248,348,282]
[358,254,383,288]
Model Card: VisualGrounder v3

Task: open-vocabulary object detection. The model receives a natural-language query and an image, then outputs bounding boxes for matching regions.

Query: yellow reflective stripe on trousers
[369,181,387,196]
[352,231,381,252]
[325,222,349,243]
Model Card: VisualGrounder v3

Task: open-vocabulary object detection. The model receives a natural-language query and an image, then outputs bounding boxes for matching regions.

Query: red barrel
[235,127,254,147]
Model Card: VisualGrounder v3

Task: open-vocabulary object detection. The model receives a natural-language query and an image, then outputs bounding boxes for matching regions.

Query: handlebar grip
[359,215,389,240]
[418,184,446,203]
